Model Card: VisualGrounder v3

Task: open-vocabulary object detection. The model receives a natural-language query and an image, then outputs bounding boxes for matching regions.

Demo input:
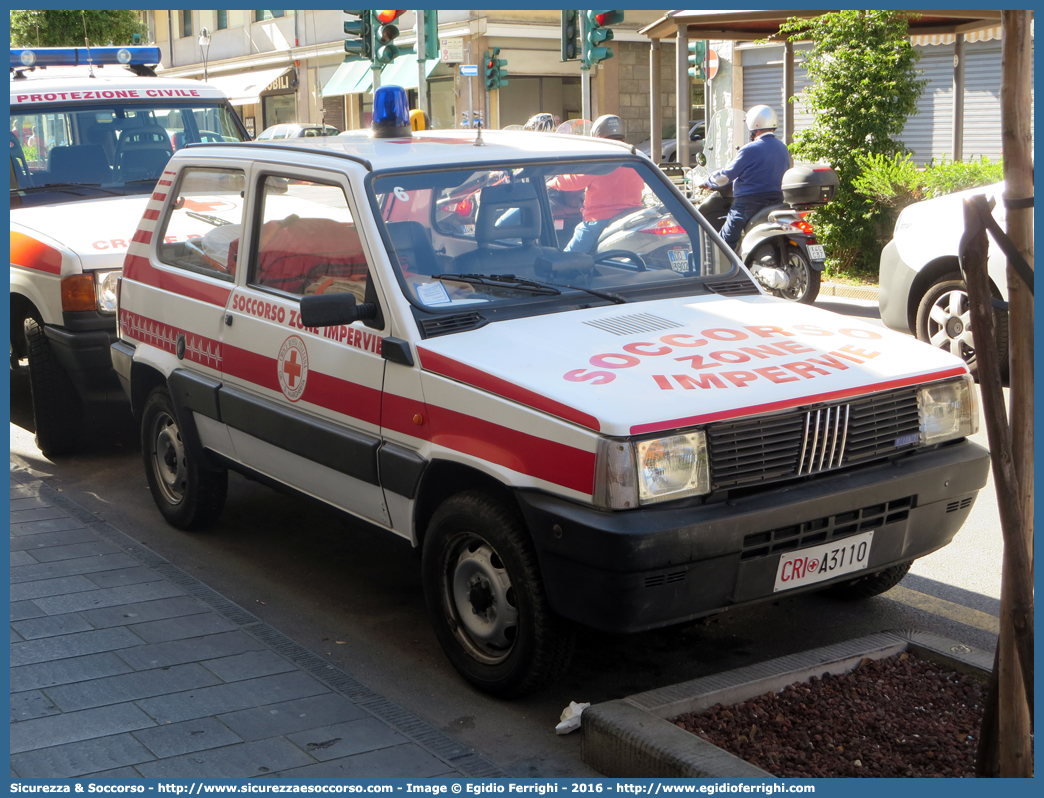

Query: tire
[778,248,821,304]
[23,317,83,456]
[915,274,1008,379]
[141,386,227,530]
[421,491,575,698]
[824,561,912,600]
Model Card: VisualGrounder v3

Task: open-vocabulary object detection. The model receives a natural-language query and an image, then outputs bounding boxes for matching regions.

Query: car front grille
[707,387,921,490]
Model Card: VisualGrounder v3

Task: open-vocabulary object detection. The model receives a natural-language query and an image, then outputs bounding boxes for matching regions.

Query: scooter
[695,167,835,304]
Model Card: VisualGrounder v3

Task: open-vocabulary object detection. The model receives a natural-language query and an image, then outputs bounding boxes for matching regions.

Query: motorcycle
[692,108,838,304]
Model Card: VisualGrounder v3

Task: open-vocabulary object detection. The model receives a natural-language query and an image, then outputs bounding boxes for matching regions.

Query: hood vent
[420,312,488,338]
[707,278,761,297]
[583,313,681,336]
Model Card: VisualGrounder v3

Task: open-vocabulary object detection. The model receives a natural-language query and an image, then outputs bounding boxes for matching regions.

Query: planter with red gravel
[581,630,991,778]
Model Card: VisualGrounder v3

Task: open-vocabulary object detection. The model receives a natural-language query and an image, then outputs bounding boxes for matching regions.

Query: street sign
[707,48,719,79]
[440,37,464,63]
[459,64,478,77]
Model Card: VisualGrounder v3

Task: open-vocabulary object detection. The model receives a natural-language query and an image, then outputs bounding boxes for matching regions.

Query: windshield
[10,101,245,204]
[371,159,740,315]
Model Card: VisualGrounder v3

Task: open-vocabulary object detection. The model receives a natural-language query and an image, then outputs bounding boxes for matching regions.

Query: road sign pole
[416,12,428,116]
[466,45,473,128]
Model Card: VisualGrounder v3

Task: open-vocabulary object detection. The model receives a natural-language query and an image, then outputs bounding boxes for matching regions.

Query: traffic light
[343,10,373,62]
[687,40,706,79]
[584,10,623,68]
[421,9,438,61]
[484,47,508,91]
[375,10,405,65]
[560,10,579,61]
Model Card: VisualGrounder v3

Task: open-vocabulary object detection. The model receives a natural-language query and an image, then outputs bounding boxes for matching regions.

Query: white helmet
[745,105,778,134]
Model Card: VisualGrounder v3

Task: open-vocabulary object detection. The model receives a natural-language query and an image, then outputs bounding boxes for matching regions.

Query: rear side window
[157,167,246,280]
[250,175,371,302]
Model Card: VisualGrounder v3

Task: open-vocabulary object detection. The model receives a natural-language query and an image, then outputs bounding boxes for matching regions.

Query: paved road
[9,297,1005,777]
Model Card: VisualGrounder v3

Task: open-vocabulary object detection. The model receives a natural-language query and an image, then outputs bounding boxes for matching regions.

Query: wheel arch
[413,460,519,550]
[128,361,168,421]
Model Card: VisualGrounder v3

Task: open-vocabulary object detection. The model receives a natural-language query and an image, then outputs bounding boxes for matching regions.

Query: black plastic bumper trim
[378,442,427,499]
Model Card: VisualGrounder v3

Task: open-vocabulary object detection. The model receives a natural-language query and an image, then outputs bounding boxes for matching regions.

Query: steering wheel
[594,249,647,271]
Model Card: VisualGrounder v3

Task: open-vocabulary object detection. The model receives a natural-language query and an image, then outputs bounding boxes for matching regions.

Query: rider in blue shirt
[706,105,791,250]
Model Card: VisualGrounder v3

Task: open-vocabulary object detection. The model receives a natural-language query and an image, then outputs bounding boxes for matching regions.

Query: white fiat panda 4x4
[113,87,990,697]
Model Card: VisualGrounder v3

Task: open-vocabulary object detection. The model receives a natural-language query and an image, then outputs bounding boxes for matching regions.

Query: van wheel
[141,387,227,530]
[24,317,82,456]
[422,491,575,697]
[824,561,912,600]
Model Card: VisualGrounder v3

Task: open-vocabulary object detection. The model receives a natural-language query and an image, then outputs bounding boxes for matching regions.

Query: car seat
[386,220,442,277]
[115,125,173,182]
[454,182,548,276]
[48,144,112,185]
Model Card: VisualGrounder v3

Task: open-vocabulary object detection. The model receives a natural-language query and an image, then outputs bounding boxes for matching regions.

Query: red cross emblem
[277,335,308,401]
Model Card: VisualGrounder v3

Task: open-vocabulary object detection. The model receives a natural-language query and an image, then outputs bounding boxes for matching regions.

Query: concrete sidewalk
[9,466,505,779]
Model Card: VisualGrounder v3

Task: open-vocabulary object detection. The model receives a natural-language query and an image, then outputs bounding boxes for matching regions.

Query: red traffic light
[594,11,624,27]
[377,10,405,24]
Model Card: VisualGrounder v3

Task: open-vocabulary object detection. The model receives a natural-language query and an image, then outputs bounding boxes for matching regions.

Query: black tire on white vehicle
[823,561,912,600]
[915,273,1008,379]
[421,491,575,698]
[23,316,83,456]
[141,386,227,530]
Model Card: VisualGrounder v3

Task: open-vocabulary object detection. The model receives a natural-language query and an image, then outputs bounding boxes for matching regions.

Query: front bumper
[44,322,125,406]
[878,238,918,334]
[517,440,990,633]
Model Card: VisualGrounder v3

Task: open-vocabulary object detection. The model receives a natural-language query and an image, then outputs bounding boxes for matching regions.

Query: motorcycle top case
[782,164,839,208]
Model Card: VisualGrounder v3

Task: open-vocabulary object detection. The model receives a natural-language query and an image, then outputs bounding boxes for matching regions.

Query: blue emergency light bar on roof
[11,46,162,69]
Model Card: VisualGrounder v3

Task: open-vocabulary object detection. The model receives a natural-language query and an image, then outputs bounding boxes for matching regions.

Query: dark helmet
[591,114,625,141]
[523,113,555,132]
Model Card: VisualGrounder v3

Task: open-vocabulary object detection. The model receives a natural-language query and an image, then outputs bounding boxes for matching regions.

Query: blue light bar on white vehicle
[11,46,162,69]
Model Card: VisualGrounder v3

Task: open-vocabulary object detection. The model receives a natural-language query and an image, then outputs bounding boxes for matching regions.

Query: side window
[250,175,370,302]
[157,167,246,280]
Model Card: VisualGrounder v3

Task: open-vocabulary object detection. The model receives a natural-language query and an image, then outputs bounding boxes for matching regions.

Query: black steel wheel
[23,316,82,456]
[141,386,227,530]
[421,491,574,697]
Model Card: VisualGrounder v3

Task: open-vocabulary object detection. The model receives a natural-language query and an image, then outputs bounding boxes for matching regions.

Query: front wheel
[823,561,912,600]
[778,249,821,304]
[24,317,83,456]
[421,491,575,697]
[141,386,227,530]
[915,274,1008,379]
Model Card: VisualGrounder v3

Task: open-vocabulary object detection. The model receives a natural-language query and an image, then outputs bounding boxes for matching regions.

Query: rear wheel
[23,317,82,456]
[141,386,227,530]
[421,491,575,697]
[778,249,821,304]
[824,561,912,600]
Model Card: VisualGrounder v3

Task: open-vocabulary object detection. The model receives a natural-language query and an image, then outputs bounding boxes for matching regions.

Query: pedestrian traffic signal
[343,10,374,62]
[687,40,706,80]
[484,48,508,91]
[375,10,405,65]
[584,10,623,68]
[560,10,579,61]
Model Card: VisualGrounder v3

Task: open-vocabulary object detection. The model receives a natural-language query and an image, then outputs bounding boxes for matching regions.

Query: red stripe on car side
[122,254,231,307]
[143,209,161,221]
[132,229,152,245]
[417,348,600,431]
[630,367,969,434]
[151,192,167,202]
[10,232,63,275]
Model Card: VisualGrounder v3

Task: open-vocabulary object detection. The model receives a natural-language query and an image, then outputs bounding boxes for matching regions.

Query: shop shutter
[741,62,813,136]
[900,45,956,165]
[322,94,346,133]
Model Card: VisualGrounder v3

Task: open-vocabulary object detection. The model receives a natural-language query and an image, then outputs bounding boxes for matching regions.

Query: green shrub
[920,155,1004,198]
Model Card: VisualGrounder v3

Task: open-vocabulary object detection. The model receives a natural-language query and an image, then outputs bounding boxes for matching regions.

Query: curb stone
[580,630,992,778]
[819,281,879,301]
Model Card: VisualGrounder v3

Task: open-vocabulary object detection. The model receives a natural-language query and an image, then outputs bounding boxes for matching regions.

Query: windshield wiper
[187,210,233,227]
[436,273,626,305]
[435,273,561,296]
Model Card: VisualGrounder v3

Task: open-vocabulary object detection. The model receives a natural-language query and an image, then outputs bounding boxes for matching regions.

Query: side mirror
[695,152,707,167]
[299,292,378,327]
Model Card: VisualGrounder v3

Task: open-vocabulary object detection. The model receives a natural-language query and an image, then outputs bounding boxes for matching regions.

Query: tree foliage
[777,11,927,276]
[10,10,147,48]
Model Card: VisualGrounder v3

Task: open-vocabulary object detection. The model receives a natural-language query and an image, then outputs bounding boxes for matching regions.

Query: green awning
[378,54,440,91]
[322,59,373,96]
